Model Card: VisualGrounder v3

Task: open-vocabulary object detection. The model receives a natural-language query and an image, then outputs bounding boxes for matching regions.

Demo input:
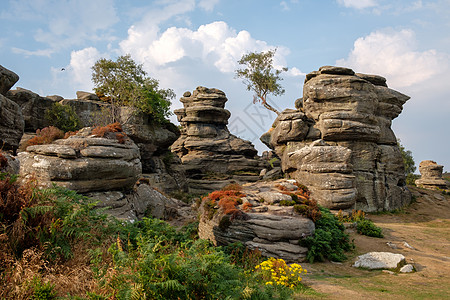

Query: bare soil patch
[296,186,450,299]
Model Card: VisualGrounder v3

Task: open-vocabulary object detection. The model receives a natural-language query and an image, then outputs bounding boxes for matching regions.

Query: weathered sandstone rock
[76,91,100,101]
[0,94,24,151]
[353,252,406,270]
[87,182,194,223]
[0,65,19,96]
[415,160,447,190]
[18,127,141,193]
[198,179,315,261]
[6,87,57,131]
[172,87,265,193]
[262,66,411,212]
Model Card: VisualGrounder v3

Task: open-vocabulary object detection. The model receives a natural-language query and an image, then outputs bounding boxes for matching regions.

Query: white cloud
[11,47,54,57]
[280,1,290,11]
[336,29,448,88]
[198,0,220,11]
[337,0,378,9]
[68,47,103,88]
[122,20,299,77]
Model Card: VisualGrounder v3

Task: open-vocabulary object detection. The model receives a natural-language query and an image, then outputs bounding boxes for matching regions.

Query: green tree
[45,102,81,132]
[91,54,174,124]
[235,49,287,115]
[398,139,418,185]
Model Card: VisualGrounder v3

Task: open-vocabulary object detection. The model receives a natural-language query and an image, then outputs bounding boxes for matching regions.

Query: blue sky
[1,0,449,172]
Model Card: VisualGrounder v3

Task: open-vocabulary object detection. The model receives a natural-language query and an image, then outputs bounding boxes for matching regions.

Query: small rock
[399,264,415,273]
[403,242,416,250]
[386,242,398,249]
[382,270,395,275]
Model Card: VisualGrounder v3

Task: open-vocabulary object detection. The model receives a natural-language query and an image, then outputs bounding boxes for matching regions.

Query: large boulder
[262,66,411,212]
[0,94,24,151]
[172,87,265,193]
[0,65,19,96]
[198,179,315,262]
[18,127,142,193]
[415,160,448,190]
[6,87,57,132]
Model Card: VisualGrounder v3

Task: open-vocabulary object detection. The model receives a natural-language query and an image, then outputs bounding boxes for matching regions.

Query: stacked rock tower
[262,66,412,212]
[172,87,264,193]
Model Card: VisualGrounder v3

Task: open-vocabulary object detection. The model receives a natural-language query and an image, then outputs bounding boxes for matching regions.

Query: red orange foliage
[204,189,246,218]
[91,122,129,144]
[242,202,253,212]
[25,126,64,149]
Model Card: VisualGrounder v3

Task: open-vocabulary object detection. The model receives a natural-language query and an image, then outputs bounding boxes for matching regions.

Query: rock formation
[7,88,57,132]
[262,66,411,212]
[172,87,265,193]
[198,179,315,261]
[0,65,24,152]
[18,127,142,193]
[17,126,191,222]
[415,160,448,190]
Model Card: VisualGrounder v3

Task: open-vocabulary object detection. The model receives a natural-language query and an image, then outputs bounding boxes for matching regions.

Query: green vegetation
[301,207,354,263]
[235,49,287,115]
[0,172,312,299]
[397,139,417,185]
[356,219,384,238]
[45,102,81,132]
[91,54,174,124]
[337,209,384,238]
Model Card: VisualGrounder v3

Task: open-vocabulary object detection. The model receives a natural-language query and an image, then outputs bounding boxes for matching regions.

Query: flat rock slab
[353,252,406,270]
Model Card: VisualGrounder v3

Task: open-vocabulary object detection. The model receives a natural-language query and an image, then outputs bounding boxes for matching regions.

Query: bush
[91,122,129,144]
[24,126,65,149]
[45,102,81,133]
[301,207,353,263]
[356,219,384,238]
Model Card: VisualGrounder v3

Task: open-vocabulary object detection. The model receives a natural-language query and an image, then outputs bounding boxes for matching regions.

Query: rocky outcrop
[172,87,265,193]
[0,65,19,96]
[18,127,141,193]
[76,91,100,101]
[415,160,448,190]
[87,182,195,223]
[262,66,411,212]
[6,88,57,132]
[0,66,24,152]
[198,179,315,261]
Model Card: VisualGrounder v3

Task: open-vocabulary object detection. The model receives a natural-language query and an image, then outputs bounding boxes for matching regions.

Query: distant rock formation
[0,65,24,152]
[261,66,411,212]
[171,87,265,193]
[415,160,448,190]
[198,179,315,261]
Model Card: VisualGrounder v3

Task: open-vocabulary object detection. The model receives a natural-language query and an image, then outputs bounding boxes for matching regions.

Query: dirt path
[296,186,450,299]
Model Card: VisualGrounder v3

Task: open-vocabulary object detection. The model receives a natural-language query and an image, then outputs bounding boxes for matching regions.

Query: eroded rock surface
[415,160,448,190]
[7,88,57,132]
[18,127,142,193]
[172,87,265,193]
[198,179,315,261]
[353,252,406,270]
[0,66,24,152]
[262,66,411,212]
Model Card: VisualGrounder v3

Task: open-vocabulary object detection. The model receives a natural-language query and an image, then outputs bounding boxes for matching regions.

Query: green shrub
[356,219,384,238]
[301,207,353,263]
[45,102,81,132]
[31,276,56,300]
[279,200,296,206]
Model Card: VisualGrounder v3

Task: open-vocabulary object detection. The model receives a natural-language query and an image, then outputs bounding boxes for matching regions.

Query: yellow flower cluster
[255,257,307,289]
